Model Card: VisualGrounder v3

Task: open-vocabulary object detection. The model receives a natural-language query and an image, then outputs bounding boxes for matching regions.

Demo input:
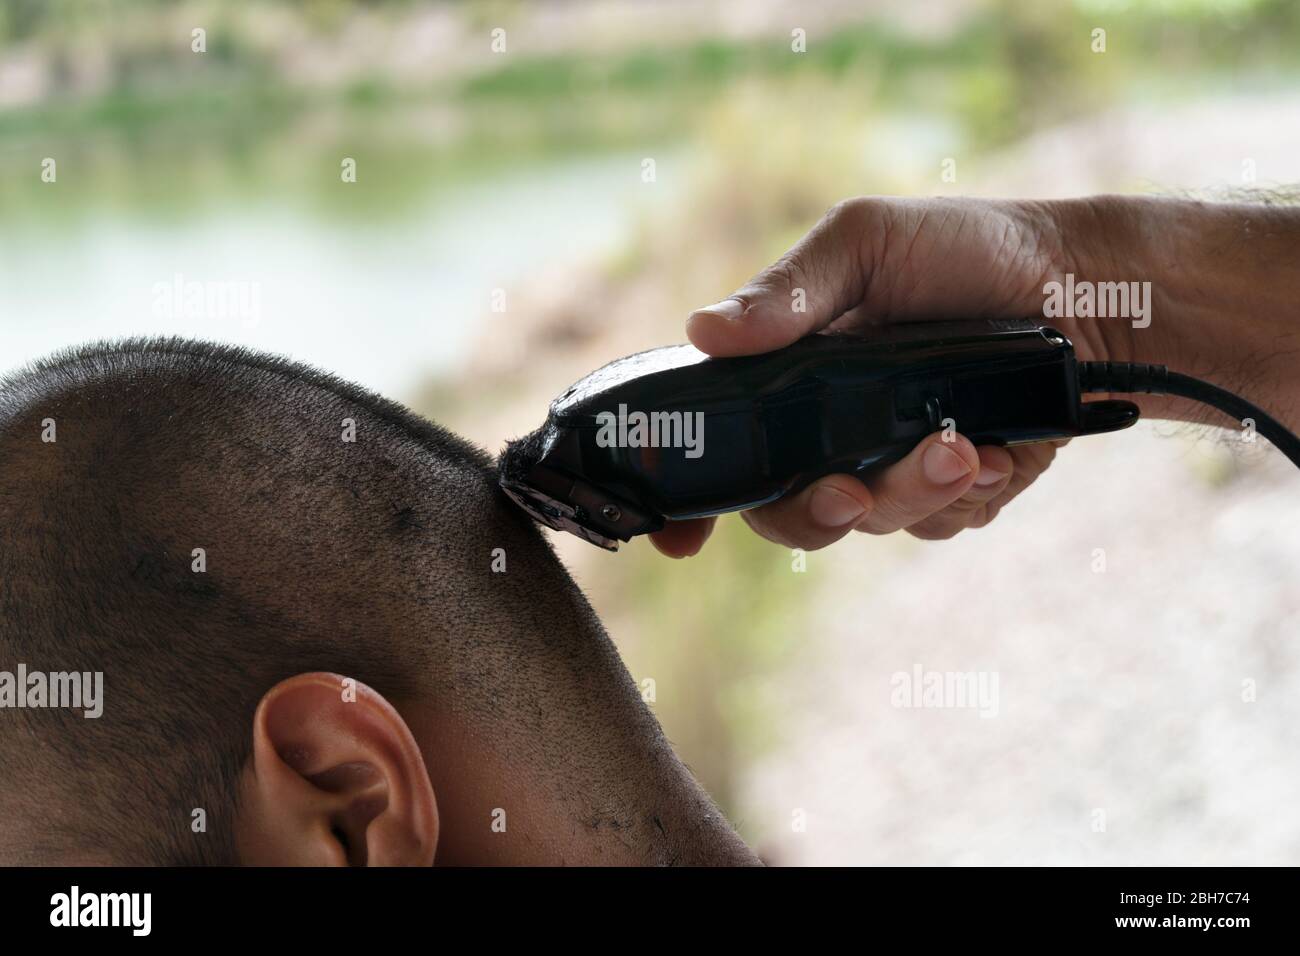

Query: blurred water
[0,152,668,397]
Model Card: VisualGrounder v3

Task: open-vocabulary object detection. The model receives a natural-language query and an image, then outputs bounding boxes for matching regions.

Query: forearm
[1064,195,1300,431]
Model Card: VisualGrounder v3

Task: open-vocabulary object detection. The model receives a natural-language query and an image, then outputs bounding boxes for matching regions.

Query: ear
[235,672,438,866]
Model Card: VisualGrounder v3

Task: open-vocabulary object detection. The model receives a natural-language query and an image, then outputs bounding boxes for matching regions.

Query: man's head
[0,339,755,865]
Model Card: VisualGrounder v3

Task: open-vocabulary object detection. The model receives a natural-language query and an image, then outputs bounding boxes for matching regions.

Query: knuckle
[908,520,961,541]
[862,494,914,533]
[863,496,938,535]
[969,502,1003,529]
[757,254,802,294]
[824,197,874,231]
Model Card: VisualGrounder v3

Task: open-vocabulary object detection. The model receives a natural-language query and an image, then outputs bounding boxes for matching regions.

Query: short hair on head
[0,338,654,864]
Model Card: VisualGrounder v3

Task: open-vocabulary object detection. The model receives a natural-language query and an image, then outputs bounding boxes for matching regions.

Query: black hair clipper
[499,319,1140,550]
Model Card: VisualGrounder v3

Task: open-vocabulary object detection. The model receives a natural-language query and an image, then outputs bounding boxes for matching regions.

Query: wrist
[1058,195,1300,428]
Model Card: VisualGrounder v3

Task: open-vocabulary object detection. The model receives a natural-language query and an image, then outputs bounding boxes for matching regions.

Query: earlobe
[235,672,438,866]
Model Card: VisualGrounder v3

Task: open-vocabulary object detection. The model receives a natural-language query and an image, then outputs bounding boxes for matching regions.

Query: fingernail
[691,298,747,322]
[809,485,867,528]
[973,465,1008,487]
[923,442,973,485]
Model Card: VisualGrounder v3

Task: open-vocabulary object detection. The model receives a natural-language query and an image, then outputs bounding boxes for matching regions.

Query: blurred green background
[3,0,1299,863]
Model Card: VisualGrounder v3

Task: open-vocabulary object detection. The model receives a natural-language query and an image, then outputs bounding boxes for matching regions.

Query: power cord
[1078,361,1300,469]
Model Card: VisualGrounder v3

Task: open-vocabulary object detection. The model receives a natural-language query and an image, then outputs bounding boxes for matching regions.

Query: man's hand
[649,194,1300,558]
[651,198,1082,557]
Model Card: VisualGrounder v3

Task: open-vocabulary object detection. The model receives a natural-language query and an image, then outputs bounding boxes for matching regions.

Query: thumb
[686,200,873,357]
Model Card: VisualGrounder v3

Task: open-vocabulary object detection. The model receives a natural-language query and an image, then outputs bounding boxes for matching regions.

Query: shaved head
[0,340,752,865]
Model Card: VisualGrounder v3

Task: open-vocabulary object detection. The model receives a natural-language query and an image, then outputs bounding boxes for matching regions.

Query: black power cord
[1078,361,1300,470]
